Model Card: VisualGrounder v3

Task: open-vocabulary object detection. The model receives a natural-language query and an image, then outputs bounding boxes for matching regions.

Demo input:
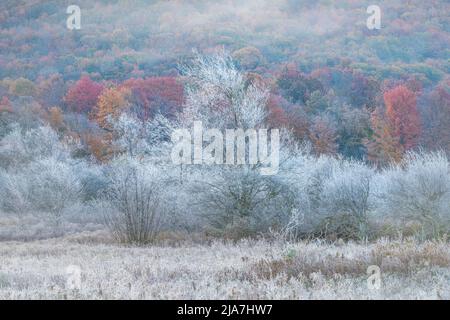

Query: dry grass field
[0,233,449,300]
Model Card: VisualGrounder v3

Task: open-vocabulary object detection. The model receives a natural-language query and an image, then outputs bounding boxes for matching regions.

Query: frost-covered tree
[108,112,177,162]
[109,113,149,158]
[180,50,268,129]
[175,53,307,236]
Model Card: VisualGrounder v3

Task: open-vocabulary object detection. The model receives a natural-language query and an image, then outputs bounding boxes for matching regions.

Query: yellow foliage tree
[95,86,131,129]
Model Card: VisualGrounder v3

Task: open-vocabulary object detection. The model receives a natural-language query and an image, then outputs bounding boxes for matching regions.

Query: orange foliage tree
[47,106,65,132]
[366,108,403,166]
[384,85,421,151]
[84,132,114,162]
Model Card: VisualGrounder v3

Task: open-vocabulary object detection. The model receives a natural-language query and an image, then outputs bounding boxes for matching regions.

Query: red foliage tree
[64,76,104,113]
[384,85,421,151]
[123,77,184,120]
[0,96,12,113]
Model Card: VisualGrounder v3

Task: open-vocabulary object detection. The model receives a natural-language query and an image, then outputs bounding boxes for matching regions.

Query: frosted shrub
[0,124,71,169]
[379,151,450,239]
[22,158,83,223]
[0,168,30,213]
[192,167,293,238]
[280,155,339,238]
[76,163,107,202]
[102,159,166,244]
[0,157,84,234]
[0,124,85,227]
[280,155,376,240]
[318,161,374,240]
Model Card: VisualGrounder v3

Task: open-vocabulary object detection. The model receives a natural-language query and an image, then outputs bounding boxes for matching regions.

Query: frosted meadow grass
[0,238,448,299]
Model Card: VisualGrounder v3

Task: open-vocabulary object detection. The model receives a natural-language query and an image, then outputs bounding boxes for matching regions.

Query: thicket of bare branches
[102,161,165,244]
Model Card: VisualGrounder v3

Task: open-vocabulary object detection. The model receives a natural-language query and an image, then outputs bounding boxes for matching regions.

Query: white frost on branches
[180,51,268,129]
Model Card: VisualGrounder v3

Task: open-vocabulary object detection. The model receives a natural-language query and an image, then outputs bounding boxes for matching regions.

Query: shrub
[318,161,374,240]
[278,155,376,241]
[378,151,450,239]
[102,159,165,244]
[0,125,71,169]
[0,125,86,230]
[192,168,293,239]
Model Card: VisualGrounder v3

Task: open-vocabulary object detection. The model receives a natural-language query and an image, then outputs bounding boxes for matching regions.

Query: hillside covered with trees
[0,0,450,300]
[0,0,449,164]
